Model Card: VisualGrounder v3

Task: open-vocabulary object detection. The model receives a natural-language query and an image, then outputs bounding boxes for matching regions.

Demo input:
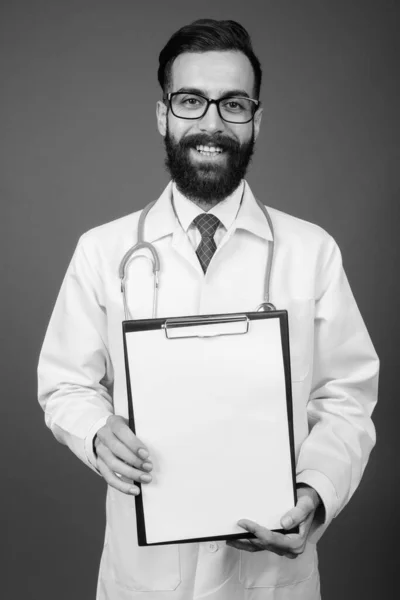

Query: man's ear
[156,100,167,137]
[253,105,263,142]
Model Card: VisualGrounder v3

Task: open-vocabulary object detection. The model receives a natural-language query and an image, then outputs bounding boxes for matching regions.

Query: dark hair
[158,19,262,99]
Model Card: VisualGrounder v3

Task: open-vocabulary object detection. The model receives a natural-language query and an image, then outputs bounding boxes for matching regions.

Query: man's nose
[198,103,225,133]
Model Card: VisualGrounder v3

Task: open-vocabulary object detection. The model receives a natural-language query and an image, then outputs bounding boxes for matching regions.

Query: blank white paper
[125,316,295,544]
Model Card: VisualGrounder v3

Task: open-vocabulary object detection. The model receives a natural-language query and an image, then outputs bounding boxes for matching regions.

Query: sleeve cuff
[84,414,111,473]
[296,469,339,543]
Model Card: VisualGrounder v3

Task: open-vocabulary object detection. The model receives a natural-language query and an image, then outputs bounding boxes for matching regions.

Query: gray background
[1,0,398,598]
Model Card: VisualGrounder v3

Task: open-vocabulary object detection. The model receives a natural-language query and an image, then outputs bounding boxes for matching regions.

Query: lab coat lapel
[211,181,273,264]
[171,226,204,276]
[229,181,273,243]
[142,182,176,243]
[143,181,203,276]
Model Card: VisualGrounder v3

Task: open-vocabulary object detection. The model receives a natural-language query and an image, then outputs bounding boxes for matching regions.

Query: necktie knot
[193,213,221,239]
[192,214,221,273]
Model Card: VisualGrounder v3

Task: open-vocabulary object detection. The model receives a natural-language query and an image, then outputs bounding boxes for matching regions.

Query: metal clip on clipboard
[163,313,250,339]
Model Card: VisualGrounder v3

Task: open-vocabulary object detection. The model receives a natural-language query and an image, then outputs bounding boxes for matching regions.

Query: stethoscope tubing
[119,187,275,320]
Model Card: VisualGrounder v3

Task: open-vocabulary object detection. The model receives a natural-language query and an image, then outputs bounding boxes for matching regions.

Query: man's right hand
[94,415,153,495]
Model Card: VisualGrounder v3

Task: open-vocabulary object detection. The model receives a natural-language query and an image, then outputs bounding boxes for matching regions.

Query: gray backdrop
[2,0,398,598]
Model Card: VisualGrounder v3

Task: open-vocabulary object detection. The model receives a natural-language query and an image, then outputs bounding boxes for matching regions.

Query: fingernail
[142,462,153,471]
[129,487,139,495]
[140,474,152,483]
[138,448,149,459]
[282,516,293,528]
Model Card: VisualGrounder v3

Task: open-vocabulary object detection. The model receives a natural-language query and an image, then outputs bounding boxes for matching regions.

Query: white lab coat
[38,180,379,600]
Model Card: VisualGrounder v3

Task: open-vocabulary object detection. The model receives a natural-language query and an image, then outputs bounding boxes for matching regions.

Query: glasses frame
[164,92,261,124]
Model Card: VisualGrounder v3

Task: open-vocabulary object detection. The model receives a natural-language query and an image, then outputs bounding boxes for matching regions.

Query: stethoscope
[118,186,276,320]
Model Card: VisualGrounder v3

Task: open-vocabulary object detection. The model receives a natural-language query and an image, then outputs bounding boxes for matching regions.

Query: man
[38,19,379,600]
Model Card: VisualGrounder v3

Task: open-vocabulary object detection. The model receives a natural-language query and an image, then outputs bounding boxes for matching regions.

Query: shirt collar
[144,180,273,243]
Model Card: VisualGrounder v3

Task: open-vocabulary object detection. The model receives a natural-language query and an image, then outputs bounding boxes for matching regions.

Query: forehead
[170,51,255,96]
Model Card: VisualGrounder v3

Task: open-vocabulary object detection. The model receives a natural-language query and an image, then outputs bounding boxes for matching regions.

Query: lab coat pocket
[239,542,316,588]
[287,299,315,382]
[115,544,181,592]
[107,490,181,591]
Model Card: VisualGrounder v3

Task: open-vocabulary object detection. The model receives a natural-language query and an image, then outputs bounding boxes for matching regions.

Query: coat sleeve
[37,234,114,473]
[296,235,379,542]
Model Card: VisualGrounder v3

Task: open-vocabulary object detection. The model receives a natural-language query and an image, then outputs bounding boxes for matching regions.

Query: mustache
[179,134,239,152]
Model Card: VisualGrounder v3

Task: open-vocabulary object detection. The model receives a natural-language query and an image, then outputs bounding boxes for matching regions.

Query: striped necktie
[193,213,221,273]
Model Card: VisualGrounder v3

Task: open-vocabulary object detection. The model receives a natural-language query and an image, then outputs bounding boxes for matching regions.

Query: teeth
[196,145,223,153]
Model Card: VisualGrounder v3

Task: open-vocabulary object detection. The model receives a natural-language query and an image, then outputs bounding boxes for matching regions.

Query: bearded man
[38,18,378,600]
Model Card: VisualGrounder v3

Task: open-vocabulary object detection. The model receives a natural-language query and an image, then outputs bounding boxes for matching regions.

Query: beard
[163,122,255,206]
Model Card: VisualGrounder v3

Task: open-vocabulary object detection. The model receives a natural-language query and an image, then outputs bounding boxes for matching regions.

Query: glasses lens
[171,93,208,119]
[219,97,256,123]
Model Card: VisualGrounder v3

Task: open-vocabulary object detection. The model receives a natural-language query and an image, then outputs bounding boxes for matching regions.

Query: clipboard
[122,310,298,546]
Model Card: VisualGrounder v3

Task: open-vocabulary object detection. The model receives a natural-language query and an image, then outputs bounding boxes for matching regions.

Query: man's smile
[189,147,227,161]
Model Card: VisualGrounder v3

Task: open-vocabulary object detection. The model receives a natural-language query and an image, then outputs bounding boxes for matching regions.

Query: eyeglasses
[164,92,260,124]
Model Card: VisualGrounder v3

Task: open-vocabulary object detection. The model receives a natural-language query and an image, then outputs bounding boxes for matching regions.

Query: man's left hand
[226,485,321,558]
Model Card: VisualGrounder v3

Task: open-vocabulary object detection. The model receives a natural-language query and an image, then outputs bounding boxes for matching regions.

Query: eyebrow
[175,87,252,99]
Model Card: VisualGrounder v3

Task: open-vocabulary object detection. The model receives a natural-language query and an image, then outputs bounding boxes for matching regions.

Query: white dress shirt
[172,180,244,251]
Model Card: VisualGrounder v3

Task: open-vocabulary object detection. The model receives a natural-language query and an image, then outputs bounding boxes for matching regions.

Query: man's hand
[226,485,321,558]
[94,415,153,495]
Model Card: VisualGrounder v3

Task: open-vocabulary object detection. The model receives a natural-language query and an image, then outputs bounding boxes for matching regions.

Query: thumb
[281,495,313,530]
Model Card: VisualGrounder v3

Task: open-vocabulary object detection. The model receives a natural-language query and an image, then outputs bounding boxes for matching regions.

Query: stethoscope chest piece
[255,302,276,312]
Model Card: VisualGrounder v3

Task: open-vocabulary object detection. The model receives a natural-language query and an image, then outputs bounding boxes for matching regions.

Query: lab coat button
[208,542,218,553]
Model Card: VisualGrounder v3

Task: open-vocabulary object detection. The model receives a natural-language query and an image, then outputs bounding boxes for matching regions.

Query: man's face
[156,51,263,205]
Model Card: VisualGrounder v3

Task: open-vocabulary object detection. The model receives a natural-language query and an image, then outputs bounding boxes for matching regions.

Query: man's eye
[184,97,201,105]
[224,100,244,111]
